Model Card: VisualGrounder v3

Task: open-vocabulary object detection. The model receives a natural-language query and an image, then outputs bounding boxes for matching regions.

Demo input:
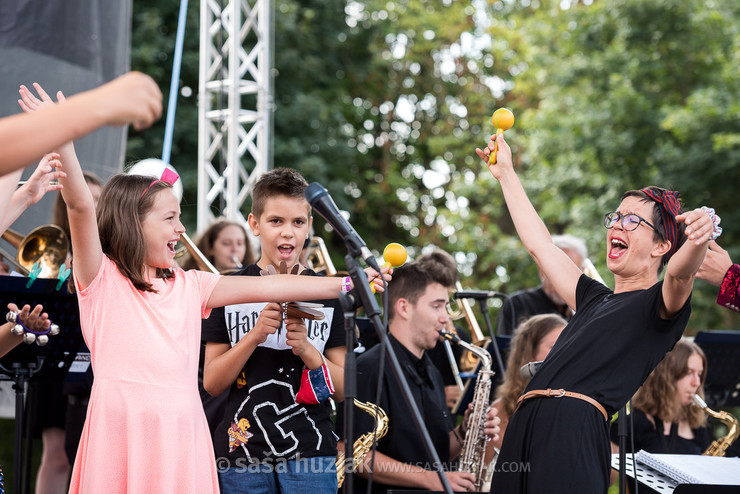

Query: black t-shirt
[201,264,345,461]
[527,275,692,416]
[610,409,711,455]
[339,333,454,493]
[496,286,572,336]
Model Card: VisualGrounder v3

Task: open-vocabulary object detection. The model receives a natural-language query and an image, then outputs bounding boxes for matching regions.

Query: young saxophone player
[338,252,500,493]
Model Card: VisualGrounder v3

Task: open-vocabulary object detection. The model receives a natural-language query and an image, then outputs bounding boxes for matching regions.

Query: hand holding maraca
[370,243,407,292]
[488,108,514,165]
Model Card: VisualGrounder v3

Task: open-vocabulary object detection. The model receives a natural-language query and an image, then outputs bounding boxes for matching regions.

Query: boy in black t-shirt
[202,168,344,493]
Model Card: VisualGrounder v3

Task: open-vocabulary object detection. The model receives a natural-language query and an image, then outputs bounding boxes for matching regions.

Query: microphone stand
[617,403,631,494]
[476,298,506,375]
[339,289,358,494]
[342,254,453,494]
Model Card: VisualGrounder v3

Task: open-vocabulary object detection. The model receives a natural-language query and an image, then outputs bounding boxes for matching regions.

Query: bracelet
[701,206,722,240]
[341,276,352,293]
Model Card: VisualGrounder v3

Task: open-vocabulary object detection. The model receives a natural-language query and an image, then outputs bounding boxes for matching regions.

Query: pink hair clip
[139,167,180,199]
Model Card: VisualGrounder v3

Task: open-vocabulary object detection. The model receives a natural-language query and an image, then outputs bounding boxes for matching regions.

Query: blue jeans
[220,456,337,494]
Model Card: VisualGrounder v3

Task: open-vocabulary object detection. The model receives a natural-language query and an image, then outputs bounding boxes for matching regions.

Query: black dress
[491,275,691,493]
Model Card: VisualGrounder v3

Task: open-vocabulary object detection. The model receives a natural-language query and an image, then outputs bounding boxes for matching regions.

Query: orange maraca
[489,107,514,165]
[371,243,407,292]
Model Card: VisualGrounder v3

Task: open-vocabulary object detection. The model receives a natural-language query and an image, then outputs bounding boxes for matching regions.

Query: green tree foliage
[128,0,739,331]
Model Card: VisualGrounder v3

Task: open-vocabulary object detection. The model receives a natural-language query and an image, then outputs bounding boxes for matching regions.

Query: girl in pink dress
[19,83,363,494]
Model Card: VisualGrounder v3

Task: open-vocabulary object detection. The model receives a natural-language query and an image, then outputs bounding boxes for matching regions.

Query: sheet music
[635,450,740,486]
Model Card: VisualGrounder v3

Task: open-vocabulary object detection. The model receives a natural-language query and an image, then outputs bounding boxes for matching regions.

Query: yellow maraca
[371,243,407,292]
[489,107,515,165]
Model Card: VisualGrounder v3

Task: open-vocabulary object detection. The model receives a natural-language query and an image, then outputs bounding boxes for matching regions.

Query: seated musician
[610,338,712,455]
[338,257,500,493]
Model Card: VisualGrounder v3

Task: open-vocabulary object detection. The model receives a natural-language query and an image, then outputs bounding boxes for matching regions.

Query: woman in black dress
[475,133,717,493]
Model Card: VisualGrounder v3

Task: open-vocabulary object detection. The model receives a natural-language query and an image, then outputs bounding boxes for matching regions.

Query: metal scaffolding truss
[197,0,273,231]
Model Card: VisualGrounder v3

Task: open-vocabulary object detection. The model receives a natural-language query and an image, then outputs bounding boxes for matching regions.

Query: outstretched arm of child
[208,268,390,309]
[475,133,582,310]
[18,84,102,289]
[0,303,50,358]
[0,153,65,235]
[1,72,161,177]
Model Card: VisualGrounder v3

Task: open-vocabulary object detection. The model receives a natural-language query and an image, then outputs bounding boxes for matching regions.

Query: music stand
[610,454,740,494]
[0,275,83,494]
[694,330,740,408]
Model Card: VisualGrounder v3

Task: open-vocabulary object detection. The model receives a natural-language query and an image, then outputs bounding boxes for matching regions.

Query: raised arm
[0,153,66,235]
[1,72,161,176]
[18,84,102,288]
[476,133,582,310]
[661,208,713,317]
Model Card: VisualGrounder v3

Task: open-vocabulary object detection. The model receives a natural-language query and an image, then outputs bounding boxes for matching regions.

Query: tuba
[336,399,389,487]
[1,225,69,278]
[441,330,496,491]
[692,394,739,457]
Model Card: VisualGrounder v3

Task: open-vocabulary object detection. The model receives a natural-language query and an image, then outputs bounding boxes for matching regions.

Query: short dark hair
[251,168,309,219]
[387,257,457,321]
[415,249,459,285]
[621,186,687,274]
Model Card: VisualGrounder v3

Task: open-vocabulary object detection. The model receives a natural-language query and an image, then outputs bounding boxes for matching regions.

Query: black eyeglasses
[603,212,658,232]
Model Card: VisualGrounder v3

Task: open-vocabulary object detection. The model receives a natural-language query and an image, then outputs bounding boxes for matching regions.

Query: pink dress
[68,256,221,493]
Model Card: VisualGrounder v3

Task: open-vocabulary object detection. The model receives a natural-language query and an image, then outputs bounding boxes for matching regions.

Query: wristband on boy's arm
[716,264,740,312]
[296,356,335,404]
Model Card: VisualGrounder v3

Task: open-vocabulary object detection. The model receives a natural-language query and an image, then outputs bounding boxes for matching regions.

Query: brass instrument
[692,394,739,456]
[441,330,496,491]
[449,281,490,372]
[582,258,607,286]
[175,232,219,274]
[1,225,69,278]
[305,237,337,277]
[336,399,389,487]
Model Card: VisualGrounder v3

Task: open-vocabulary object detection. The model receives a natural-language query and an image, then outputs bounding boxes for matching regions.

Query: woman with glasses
[475,133,717,493]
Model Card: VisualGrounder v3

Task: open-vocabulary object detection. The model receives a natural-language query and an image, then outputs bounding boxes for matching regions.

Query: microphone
[304,182,381,272]
[520,361,543,379]
[453,290,506,300]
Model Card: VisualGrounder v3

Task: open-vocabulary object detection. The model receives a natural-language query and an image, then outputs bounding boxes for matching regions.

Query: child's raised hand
[7,302,51,333]
[18,82,65,114]
[91,72,162,130]
[475,133,513,181]
[17,153,66,205]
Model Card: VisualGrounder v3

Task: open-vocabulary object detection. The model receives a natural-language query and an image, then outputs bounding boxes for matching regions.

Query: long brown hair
[180,219,255,271]
[633,339,707,428]
[97,174,175,292]
[495,314,568,417]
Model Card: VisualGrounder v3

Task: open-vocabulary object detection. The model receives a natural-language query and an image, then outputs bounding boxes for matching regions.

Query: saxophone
[692,394,739,456]
[441,330,496,492]
[336,399,389,487]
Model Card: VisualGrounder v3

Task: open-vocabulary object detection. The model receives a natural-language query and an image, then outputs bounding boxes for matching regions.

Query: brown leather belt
[516,388,608,422]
